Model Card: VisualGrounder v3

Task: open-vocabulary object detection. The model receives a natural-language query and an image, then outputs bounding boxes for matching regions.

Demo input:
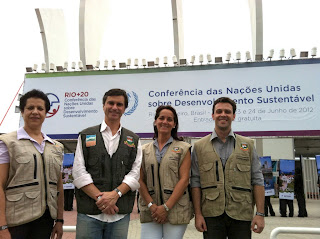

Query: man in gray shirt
[191,97,265,239]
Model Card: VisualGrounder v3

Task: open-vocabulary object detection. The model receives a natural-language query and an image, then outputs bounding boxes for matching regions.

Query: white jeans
[140,222,188,239]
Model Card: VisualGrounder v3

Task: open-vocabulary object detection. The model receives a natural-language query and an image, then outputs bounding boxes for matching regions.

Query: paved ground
[63,198,320,239]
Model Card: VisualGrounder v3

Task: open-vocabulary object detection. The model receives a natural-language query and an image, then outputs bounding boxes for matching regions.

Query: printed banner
[21,61,320,138]
[279,159,295,200]
[260,156,275,196]
[62,153,75,189]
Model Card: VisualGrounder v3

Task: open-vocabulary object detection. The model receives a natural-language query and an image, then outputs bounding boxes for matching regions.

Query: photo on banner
[260,156,275,196]
[279,159,295,200]
[316,155,320,185]
[62,153,75,189]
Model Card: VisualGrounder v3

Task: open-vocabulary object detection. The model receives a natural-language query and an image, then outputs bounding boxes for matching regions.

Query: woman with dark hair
[138,105,193,239]
[0,89,64,239]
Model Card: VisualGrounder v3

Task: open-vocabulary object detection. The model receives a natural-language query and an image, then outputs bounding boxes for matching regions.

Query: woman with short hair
[0,89,64,239]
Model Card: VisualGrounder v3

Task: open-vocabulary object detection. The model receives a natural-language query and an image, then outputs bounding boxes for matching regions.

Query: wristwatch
[55,219,64,224]
[114,188,122,198]
[0,225,8,231]
[256,212,265,217]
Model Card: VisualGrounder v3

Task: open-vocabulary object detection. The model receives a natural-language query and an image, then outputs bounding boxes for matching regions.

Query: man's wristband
[114,188,122,198]
[256,212,265,217]
[0,225,8,231]
[55,219,64,224]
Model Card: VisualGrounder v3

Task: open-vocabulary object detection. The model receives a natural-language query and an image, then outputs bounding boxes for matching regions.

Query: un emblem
[124,91,138,116]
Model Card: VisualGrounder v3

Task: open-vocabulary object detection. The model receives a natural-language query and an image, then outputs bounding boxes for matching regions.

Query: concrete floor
[62,198,320,239]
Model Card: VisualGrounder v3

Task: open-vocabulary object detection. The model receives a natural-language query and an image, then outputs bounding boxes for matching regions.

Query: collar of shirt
[17,127,54,145]
[210,129,236,142]
[153,136,173,163]
[100,121,122,138]
[153,136,173,150]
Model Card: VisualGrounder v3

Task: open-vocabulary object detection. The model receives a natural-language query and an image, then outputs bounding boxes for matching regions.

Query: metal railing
[63,226,76,232]
[270,227,320,239]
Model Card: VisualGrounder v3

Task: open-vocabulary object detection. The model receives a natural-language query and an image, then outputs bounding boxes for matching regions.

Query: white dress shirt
[72,121,142,222]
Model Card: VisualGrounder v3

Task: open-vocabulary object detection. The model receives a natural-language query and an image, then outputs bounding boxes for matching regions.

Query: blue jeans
[140,222,187,239]
[76,213,130,239]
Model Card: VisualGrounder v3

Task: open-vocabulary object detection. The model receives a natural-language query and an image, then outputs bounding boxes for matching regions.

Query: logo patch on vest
[172,147,181,153]
[124,136,135,148]
[240,143,249,151]
[86,135,96,147]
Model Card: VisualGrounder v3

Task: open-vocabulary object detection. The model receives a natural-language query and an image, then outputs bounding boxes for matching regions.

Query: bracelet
[55,219,64,224]
[147,201,154,208]
[256,212,265,217]
[114,188,122,198]
[0,225,8,231]
[163,203,170,212]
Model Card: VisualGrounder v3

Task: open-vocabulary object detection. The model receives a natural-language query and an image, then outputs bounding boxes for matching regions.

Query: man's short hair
[212,97,237,114]
[19,89,50,113]
[102,88,128,108]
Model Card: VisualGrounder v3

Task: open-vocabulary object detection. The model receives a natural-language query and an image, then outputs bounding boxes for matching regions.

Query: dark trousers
[8,209,54,239]
[264,196,275,216]
[64,189,74,211]
[279,199,294,217]
[204,213,252,239]
[296,192,308,217]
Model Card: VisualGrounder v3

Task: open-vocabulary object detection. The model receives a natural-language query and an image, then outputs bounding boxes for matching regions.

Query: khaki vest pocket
[168,194,192,225]
[15,155,30,164]
[48,190,58,219]
[230,191,245,202]
[15,155,34,182]
[6,193,24,202]
[236,164,250,172]
[199,162,215,187]
[228,190,253,220]
[236,155,250,161]
[25,191,40,199]
[201,189,221,217]
[234,163,251,187]
[202,189,220,203]
[164,163,179,189]
[169,163,178,176]
[6,191,41,226]
[145,165,155,190]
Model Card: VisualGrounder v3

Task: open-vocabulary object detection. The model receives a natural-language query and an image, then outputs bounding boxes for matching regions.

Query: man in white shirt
[73,89,142,239]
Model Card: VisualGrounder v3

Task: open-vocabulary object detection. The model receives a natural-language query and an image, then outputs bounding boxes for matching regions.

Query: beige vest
[139,140,193,224]
[0,131,63,227]
[194,134,255,221]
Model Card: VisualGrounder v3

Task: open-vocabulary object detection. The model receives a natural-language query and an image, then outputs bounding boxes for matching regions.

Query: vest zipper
[164,189,187,195]
[216,161,219,181]
[33,154,37,179]
[6,182,39,190]
[232,186,251,192]
[101,154,105,178]
[201,185,217,190]
[151,164,155,187]
[41,154,48,206]
[158,162,163,204]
